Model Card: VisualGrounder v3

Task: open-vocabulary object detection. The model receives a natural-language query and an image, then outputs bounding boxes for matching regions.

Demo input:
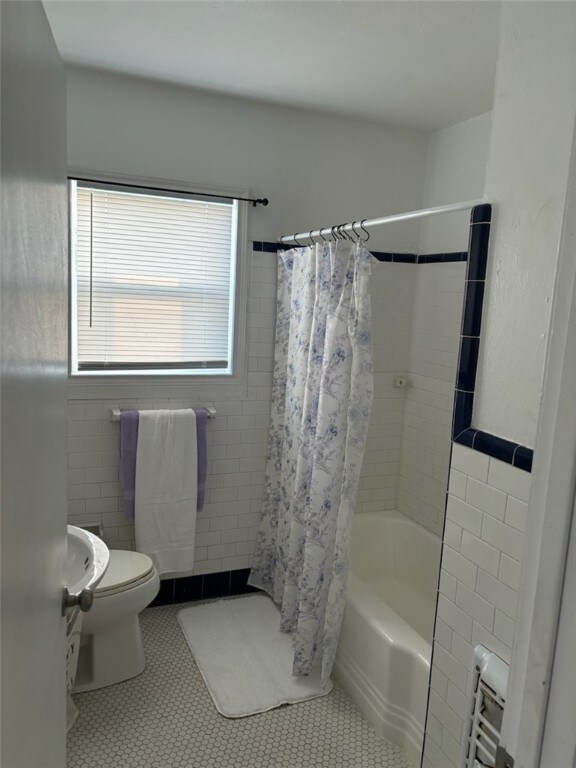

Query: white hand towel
[135,409,198,577]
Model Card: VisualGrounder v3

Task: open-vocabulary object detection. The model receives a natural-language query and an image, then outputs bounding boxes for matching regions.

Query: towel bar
[110,406,217,421]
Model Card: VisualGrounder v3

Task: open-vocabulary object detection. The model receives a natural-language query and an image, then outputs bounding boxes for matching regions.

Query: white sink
[66,526,109,730]
[66,525,109,597]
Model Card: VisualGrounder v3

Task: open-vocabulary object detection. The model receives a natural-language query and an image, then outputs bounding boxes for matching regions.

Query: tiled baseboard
[149,567,258,607]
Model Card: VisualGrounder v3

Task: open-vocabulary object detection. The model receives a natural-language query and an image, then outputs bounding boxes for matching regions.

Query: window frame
[67,170,250,400]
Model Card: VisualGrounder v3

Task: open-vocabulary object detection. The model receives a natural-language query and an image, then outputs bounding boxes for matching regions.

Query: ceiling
[43,0,501,132]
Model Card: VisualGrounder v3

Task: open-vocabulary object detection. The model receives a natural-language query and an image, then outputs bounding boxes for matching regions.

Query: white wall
[64,65,434,563]
[67,67,427,252]
[419,112,492,254]
[474,3,576,447]
[423,6,576,767]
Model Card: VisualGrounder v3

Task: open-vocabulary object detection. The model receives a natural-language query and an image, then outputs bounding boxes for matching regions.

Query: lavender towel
[119,411,139,521]
[194,408,208,512]
[119,408,208,518]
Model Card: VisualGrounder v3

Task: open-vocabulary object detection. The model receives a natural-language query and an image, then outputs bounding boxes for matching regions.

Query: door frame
[500,122,576,767]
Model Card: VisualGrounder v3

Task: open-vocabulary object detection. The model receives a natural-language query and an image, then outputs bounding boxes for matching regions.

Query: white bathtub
[334,510,442,764]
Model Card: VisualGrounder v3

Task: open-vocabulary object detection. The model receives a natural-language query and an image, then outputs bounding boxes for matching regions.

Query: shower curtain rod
[278,199,485,245]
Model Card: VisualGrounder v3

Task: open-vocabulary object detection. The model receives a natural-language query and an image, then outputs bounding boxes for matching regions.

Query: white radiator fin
[463,646,509,768]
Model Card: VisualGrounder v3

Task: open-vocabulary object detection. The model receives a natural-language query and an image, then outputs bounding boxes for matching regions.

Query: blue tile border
[253,213,535,474]
[148,567,258,608]
[452,204,534,473]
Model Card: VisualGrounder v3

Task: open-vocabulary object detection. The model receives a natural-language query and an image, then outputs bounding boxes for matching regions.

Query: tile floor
[68,602,416,768]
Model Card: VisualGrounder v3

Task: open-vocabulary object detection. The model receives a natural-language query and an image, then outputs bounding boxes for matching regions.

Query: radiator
[463,645,510,768]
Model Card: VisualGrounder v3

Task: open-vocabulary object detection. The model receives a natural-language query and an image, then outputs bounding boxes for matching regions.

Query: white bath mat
[177,593,332,718]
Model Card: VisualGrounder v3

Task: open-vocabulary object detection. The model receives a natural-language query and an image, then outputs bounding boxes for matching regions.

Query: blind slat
[72,182,236,373]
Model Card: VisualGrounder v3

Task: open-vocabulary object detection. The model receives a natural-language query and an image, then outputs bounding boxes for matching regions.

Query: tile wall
[397,262,466,535]
[66,248,277,573]
[66,249,416,573]
[356,264,415,514]
[422,443,531,768]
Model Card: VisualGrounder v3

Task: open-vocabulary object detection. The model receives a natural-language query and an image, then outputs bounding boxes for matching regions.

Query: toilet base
[73,615,146,692]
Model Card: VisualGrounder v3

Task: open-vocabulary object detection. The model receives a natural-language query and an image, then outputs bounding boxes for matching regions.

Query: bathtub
[334,510,442,764]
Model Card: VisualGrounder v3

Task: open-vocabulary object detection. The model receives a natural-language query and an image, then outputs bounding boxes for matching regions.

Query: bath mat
[177,593,332,718]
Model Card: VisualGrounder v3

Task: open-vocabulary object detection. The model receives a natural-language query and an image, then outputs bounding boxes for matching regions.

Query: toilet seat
[95,551,155,598]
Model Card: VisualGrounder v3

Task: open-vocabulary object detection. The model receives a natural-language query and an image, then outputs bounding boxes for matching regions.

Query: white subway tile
[68,420,103,437]
[430,665,449,700]
[69,452,103,469]
[209,516,238,532]
[472,622,512,663]
[193,559,222,575]
[196,531,221,547]
[441,726,463,767]
[493,610,515,648]
[444,520,462,550]
[455,582,495,631]
[437,595,473,642]
[439,570,457,603]
[448,469,467,500]
[476,570,518,620]
[465,477,507,521]
[67,483,101,500]
[428,689,464,742]
[451,444,489,482]
[450,632,474,671]
[446,496,482,536]
[499,553,521,592]
[435,617,453,651]
[460,531,500,576]
[482,515,524,561]
[505,495,528,532]
[86,497,119,514]
[487,458,531,502]
[68,468,86,485]
[442,546,478,590]
[85,466,119,484]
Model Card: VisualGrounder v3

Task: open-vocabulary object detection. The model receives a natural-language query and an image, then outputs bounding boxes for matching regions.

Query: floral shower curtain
[248,240,373,685]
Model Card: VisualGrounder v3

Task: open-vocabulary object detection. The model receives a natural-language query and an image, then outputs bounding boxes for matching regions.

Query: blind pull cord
[89,191,93,328]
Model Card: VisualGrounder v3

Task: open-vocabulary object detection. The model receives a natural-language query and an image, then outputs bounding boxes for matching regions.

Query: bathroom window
[69,178,240,376]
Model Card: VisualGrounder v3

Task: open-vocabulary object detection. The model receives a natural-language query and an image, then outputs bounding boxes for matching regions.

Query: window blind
[71,181,237,374]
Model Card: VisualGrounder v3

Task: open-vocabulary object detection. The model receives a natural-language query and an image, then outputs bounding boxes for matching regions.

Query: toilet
[73,549,160,692]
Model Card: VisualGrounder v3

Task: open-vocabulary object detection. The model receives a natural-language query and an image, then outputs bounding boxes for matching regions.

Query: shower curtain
[248,240,373,685]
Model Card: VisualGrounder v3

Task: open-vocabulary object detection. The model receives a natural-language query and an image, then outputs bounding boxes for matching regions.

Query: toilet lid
[95,550,154,595]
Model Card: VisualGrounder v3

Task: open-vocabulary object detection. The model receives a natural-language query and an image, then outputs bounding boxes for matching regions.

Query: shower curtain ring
[360,219,370,241]
[293,233,302,247]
